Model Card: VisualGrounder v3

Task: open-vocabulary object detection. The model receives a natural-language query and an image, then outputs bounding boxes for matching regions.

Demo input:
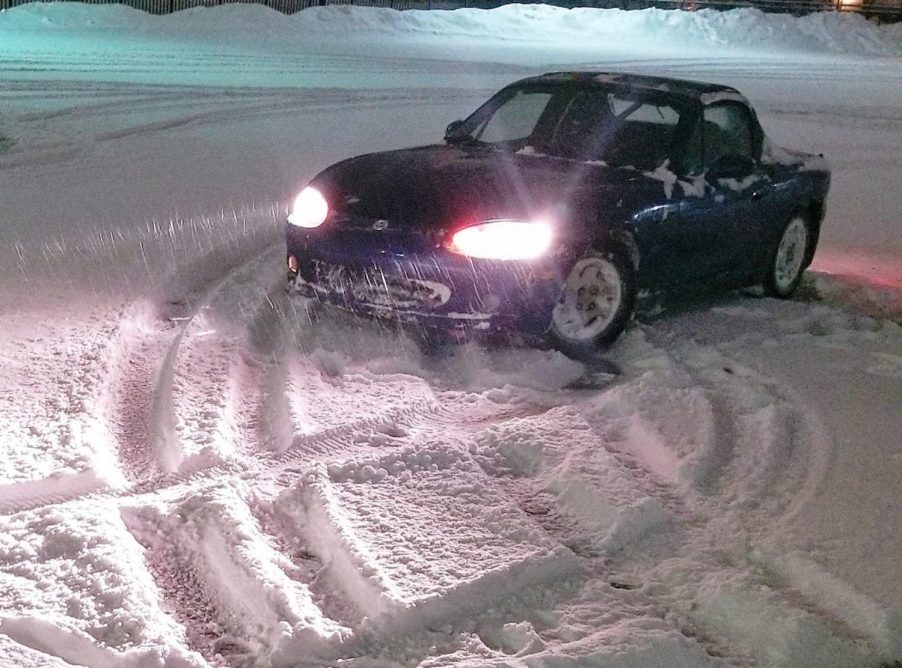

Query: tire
[764,215,811,298]
[549,250,636,355]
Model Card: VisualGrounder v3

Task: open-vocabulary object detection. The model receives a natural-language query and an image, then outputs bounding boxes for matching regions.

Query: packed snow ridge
[1,2,901,667]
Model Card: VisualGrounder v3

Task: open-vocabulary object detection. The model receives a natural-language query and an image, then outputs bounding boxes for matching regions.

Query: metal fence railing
[1,0,899,21]
[642,0,899,19]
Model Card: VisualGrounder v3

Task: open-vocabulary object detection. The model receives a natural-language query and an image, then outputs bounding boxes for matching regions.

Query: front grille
[311,261,450,311]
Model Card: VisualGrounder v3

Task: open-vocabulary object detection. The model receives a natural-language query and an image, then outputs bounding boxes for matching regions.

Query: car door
[585,92,722,287]
[677,101,777,278]
[637,103,745,285]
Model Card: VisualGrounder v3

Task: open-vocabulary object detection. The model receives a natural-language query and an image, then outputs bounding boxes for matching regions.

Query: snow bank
[294,4,902,55]
[2,1,900,56]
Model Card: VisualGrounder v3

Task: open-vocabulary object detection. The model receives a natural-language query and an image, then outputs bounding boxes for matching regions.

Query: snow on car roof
[524,71,744,102]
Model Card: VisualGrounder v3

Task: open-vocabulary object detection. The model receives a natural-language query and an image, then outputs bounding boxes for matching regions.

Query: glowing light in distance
[288,187,328,228]
[449,220,553,260]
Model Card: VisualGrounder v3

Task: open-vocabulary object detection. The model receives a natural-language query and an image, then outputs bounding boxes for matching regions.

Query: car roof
[517,71,748,105]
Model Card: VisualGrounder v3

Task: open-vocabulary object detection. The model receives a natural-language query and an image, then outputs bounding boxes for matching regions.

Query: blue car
[286,72,830,353]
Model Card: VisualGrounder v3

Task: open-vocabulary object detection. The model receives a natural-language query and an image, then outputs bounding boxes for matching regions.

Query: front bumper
[286,227,564,337]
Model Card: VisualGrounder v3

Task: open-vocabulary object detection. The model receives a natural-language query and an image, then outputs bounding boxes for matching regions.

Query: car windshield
[452,83,684,171]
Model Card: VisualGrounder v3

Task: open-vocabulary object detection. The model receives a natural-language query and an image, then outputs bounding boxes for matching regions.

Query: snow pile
[0,1,150,30]
[294,4,902,55]
[2,1,901,57]
[0,499,204,667]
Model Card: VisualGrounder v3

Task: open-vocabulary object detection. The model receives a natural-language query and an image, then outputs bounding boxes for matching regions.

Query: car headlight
[447,220,553,260]
[288,186,329,228]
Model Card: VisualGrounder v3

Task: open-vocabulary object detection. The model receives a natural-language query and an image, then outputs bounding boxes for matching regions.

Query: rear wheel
[549,250,635,354]
[764,215,810,298]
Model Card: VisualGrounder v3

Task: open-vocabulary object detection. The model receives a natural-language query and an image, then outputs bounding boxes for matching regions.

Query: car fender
[593,228,640,275]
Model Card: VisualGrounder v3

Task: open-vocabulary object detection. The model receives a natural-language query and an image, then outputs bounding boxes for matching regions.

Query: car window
[550,89,611,159]
[474,90,552,144]
[462,85,685,170]
[599,96,682,170]
[704,103,754,166]
[615,99,680,125]
[547,91,682,168]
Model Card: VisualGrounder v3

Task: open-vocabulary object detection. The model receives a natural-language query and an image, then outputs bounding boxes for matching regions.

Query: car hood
[312,144,641,234]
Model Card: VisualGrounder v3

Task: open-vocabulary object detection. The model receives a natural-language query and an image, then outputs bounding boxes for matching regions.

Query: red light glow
[449,220,553,260]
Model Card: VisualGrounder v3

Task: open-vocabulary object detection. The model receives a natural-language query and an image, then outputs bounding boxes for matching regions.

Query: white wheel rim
[774,218,808,292]
[552,257,623,342]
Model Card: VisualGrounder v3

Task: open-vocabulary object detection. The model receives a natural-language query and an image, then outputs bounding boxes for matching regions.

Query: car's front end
[285,181,568,340]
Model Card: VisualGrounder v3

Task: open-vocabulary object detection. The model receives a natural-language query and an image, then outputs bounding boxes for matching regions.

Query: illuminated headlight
[288,186,329,228]
[448,220,553,260]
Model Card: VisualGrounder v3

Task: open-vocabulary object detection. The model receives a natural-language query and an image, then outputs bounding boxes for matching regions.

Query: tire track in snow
[455,399,741,663]
[103,306,183,484]
[0,239,286,514]
[566,327,890,666]
[102,246,281,486]
[0,315,129,516]
[181,287,884,662]
[2,83,479,169]
[1,235,888,665]
[162,284,863,665]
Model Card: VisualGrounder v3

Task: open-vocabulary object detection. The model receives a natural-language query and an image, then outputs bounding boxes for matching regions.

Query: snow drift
[2,1,901,57]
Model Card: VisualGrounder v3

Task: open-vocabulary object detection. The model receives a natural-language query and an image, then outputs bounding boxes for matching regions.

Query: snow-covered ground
[0,3,900,666]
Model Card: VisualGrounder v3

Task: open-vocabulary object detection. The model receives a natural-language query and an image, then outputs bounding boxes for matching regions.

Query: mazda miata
[286,72,830,353]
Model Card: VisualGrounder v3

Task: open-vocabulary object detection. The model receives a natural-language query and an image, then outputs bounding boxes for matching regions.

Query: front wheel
[549,250,636,355]
[764,215,811,298]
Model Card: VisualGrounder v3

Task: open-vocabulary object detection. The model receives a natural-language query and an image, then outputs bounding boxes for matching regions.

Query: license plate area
[314,261,451,311]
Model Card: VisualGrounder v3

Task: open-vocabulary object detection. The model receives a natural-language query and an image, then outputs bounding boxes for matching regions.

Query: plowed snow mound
[2,2,899,56]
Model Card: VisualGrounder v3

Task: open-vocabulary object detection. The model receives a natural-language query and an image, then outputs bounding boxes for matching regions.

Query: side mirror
[444,119,465,143]
[708,154,756,181]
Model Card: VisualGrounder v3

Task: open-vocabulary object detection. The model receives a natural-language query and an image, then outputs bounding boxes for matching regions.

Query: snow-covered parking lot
[0,3,901,666]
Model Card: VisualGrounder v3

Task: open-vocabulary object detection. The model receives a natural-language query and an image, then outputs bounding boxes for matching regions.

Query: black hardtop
[519,71,741,100]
